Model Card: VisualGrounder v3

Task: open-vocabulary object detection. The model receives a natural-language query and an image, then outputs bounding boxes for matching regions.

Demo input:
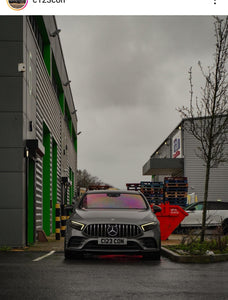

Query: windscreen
[80,193,147,209]
[185,203,203,211]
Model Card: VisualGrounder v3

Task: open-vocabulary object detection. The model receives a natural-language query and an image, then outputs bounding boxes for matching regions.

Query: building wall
[148,119,228,203]
[151,127,184,180]
[184,122,228,202]
[0,16,77,247]
[35,36,62,233]
[25,16,78,237]
[151,127,183,160]
[0,17,26,246]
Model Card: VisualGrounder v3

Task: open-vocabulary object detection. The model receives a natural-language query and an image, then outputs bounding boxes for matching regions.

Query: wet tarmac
[0,250,228,299]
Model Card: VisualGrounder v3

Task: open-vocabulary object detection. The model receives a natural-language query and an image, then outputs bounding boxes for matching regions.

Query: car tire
[143,251,160,261]
[65,250,84,260]
[64,250,72,260]
[72,253,84,259]
[222,219,228,235]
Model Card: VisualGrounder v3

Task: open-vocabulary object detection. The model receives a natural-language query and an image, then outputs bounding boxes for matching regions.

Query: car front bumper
[65,226,161,255]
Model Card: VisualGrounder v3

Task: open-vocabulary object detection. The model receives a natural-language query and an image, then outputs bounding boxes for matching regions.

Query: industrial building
[143,117,228,203]
[0,16,78,247]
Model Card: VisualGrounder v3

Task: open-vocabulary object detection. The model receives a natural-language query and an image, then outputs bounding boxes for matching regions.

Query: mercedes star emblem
[107,225,118,237]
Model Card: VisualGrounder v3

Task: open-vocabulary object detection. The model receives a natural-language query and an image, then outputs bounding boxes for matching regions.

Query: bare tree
[77,169,112,191]
[178,16,228,242]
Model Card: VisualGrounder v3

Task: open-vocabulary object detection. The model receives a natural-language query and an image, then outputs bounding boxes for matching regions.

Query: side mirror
[153,205,162,213]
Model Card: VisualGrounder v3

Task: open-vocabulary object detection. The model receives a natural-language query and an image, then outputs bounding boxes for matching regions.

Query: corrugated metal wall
[36,48,62,231]
[30,18,77,234]
[184,124,228,202]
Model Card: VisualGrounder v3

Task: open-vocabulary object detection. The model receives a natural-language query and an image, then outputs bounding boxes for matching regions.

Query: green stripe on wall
[52,140,57,233]
[28,159,34,244]
[43,123,50,236]
[43,44,50,75]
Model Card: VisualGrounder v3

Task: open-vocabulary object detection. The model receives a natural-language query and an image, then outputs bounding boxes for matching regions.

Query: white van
[180,201,228,234]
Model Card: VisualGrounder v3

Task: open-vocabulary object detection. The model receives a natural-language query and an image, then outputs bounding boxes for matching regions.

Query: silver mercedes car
[64,190,161,260]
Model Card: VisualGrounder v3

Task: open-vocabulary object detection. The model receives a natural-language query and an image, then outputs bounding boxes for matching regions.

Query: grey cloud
[57,16,215,188]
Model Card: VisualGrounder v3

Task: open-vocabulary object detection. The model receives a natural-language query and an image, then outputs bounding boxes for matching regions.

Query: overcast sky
[56,16,215,189]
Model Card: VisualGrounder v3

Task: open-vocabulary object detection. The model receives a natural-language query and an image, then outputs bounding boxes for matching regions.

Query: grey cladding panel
[0,209,25,247]
[184,126,228,202]
[208,162,228,202]
[142,159,151,175]
[0,113,23,147]
[143,158,183,176]
[0,148,24,173]
[0,77,23,111]
[0,17,23,41]
[0,173,24,209]
[184,130,207,200]
[0,41,23,77]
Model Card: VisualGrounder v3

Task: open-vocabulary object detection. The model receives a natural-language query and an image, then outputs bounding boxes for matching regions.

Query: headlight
[70,220,85,230]
[141,221,158,232]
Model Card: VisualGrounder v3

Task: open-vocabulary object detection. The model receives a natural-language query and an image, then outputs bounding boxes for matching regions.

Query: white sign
[172,131,182,158]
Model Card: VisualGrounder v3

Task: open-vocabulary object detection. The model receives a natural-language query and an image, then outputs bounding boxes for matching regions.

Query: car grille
[83,224,142,238]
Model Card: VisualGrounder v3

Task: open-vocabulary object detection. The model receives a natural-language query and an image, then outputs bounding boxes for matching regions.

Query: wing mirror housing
[153,205,162,213]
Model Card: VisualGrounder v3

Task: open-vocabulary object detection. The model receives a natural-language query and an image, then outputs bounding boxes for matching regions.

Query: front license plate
[98,238,127,245]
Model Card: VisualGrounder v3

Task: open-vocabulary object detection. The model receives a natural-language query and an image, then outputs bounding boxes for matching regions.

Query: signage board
[172,131,182,158]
